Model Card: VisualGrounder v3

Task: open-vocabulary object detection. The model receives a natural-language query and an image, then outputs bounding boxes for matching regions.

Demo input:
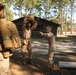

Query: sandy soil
[10,39,76,75]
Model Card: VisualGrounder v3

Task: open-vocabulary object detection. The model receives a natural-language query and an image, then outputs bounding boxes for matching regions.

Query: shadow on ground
[10,49,53,75]
[10,39,76,75]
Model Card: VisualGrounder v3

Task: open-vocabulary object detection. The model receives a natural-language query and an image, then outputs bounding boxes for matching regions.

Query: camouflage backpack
[0,18,21,50]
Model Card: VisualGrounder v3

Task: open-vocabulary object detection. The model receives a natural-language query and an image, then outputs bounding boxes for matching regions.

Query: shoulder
[47,32,54,37]
[48,32,53,35]
[50,32,54,35]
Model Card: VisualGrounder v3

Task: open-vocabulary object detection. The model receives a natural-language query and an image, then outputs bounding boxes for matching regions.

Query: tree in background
[70,0,74,34]
[0,0,14,20]
[51,0,75,34]
[11,0,42,17]
[1,0,76,34]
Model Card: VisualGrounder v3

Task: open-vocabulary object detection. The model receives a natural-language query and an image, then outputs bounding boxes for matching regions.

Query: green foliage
[0,0,76,33]
[0,0,14,20]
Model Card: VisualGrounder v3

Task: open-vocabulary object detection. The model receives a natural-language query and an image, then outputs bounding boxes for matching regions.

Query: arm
[31,20,37,31]
[39,32,53,37]
[22,16,28,31]
[22,18,28,38]
[39,32,45,36]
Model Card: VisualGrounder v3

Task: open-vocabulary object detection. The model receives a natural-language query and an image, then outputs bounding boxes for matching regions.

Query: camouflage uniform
[0,19,21,58]
[0,18,21,75]
[44,32,55,67]
[0,4,20,75]
[21,15,37,63]
[40,25,56,68]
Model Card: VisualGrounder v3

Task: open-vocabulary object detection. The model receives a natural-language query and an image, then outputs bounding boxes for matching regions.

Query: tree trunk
[25,6,29,16]
[65,6,68,34]
[60,5,63,34]
[70,3,73,34]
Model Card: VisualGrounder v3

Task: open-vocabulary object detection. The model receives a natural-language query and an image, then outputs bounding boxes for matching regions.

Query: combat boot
[48,61,54,69]
[22,54,26,65]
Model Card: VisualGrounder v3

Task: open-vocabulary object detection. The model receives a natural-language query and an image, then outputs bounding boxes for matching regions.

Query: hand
[39,32,44,36]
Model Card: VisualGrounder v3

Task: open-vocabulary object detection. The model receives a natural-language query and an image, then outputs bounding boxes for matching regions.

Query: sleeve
[44,33,53,37]
[31,20,37,31]
[22,17,28,32]
[23,17,28,24]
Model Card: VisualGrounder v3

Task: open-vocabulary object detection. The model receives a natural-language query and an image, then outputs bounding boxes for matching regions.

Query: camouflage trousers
[48,44,55,67]
[21,39,32,60]
[0,53,12,75]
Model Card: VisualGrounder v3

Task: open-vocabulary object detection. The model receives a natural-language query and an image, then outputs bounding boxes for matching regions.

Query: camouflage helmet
[46,26,52,30]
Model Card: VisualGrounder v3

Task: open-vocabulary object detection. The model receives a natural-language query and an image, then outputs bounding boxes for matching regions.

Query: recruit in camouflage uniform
[0,3,21,75]
[40,26,55,68]
[0,19,21,58]
[0,18,21,75]
[21,14,37,64]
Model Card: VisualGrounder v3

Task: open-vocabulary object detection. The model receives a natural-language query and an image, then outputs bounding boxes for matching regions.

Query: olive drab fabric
[0,18,21,50]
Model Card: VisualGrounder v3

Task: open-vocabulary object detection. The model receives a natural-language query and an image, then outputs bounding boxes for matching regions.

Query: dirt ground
[10,39,76,75]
